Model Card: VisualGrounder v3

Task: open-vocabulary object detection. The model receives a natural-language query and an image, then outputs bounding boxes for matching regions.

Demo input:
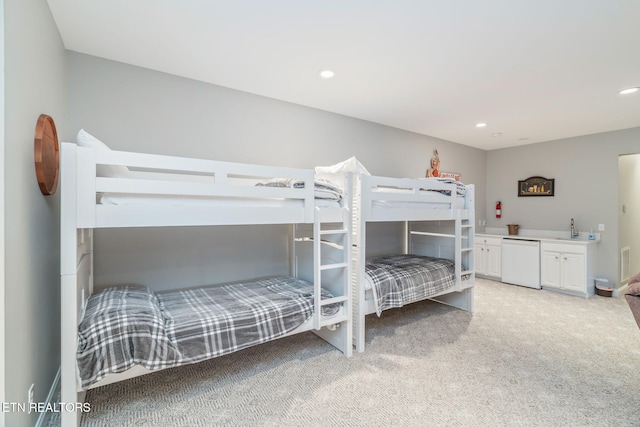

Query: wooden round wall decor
[34,114,60,195]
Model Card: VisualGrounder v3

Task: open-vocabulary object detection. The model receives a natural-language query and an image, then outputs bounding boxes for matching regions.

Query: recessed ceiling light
[619,87,639,95]
[475,123,487,128]
[492,132,503,138]
[319,70,335,79]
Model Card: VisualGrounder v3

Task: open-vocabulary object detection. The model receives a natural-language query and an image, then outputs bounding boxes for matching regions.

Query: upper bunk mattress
[77,276,339,389]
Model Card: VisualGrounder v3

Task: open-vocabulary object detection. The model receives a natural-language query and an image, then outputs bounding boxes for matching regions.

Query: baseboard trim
[613,283,628,298]
[36,366,61,427]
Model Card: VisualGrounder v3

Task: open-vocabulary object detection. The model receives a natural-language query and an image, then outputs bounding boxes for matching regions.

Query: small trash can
[594,278,612,297]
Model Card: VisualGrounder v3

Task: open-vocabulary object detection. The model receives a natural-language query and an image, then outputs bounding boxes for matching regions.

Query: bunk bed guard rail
[61,143,316,228]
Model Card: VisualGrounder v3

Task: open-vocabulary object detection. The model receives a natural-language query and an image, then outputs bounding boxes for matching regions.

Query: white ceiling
[47,0,640,150]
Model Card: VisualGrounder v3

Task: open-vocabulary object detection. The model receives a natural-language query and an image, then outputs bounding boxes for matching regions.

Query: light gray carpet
[49,279,640,426]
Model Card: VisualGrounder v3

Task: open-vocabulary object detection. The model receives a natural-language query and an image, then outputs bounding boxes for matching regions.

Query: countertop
[476,229,600,244]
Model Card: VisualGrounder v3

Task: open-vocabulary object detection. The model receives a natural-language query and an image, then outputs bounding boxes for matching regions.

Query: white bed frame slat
[94,205,309,228]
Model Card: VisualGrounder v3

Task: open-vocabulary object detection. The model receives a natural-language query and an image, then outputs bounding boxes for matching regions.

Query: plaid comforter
[255,177,342,201]
[366,255,456,316]
[77,277,338,389]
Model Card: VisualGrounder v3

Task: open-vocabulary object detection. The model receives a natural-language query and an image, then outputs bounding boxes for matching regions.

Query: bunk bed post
[343,173,354,357]
[455,211,462,290]
[354,175,367,353]
[290,224,297,278]
[312,211,322,330]
[404,220,410,254]
[60,143,84,427]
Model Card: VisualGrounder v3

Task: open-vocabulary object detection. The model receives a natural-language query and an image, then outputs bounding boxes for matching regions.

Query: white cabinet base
[540,241,596,298]
[475,236,502,280]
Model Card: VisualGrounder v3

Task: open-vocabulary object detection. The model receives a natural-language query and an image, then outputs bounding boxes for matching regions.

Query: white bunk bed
[60,138,352,427]
[351,174,476,352]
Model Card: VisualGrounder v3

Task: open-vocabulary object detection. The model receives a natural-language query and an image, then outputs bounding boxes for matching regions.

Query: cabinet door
[486,244,502,278]
[474,243,486,275]
[541,250,561,289]
[562,253,586,293]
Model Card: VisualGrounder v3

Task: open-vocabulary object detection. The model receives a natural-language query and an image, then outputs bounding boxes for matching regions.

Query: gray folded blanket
[256,177,342,201]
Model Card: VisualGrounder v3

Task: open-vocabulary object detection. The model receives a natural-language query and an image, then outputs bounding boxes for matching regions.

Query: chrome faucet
[570,218,579,239]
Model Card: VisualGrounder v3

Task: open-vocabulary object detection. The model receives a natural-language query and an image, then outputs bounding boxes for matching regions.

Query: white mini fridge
[501,238,541,289]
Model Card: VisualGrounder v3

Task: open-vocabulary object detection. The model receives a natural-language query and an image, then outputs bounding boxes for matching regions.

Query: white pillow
[315,157,371,175]
[77,129,132,178]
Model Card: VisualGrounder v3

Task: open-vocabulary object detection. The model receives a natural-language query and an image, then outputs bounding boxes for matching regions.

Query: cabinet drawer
[541,242,586,254]
[477,236,502,246]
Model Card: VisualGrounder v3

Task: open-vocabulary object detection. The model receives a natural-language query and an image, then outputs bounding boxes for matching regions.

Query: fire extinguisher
[496,201,502,219]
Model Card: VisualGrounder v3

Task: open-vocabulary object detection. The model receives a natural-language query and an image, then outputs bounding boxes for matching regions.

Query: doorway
[618,154,640,287]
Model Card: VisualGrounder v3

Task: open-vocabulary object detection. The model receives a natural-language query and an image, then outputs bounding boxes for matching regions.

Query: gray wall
[66,52,487,291]
[619,154,640,282]
[486,127,640,287]
[4,0,65,426]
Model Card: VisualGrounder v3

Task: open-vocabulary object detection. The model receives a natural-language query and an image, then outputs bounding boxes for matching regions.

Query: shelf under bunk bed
[351,174,476,352]
[59,141,352,427]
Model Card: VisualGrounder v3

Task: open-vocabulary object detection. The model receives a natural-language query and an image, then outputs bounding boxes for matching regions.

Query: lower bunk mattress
[77,276,340,389]
[365,254,459,316]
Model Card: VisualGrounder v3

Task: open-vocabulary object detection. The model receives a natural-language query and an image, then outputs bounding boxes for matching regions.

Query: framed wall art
[518,176,554,197]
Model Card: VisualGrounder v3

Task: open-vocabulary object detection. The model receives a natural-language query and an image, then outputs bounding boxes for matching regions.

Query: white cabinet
[475,236,502,279]
[540,241,595,297]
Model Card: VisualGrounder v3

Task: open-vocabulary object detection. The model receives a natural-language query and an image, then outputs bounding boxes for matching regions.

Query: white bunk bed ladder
[456,209,476,290]
[312,206,351,330]
[463,185,475,289]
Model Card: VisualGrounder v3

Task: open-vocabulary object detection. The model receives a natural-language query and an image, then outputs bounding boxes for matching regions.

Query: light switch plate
[598,224,605,231]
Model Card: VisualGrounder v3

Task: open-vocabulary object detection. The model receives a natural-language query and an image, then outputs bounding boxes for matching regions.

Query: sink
[554,237,582,241]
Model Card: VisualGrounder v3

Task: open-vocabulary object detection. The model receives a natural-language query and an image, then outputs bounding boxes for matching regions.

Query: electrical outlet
[598,224,605,231]
[28,384,34,406]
